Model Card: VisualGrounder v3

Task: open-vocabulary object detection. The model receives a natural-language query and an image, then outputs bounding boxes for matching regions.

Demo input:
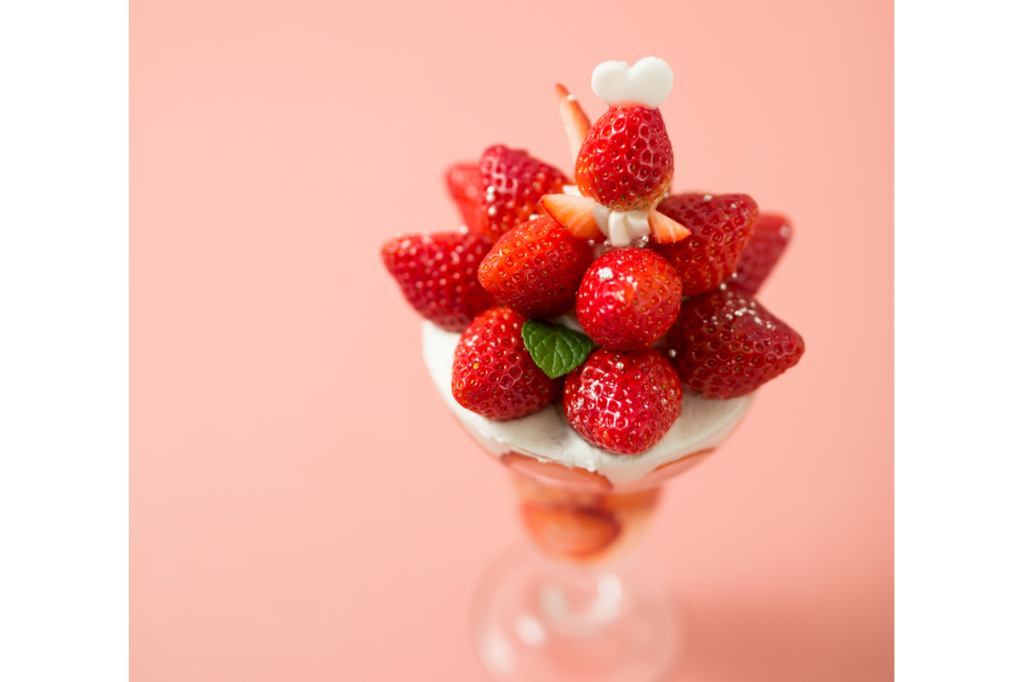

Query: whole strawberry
[563,348,683,455]
[575,247,682,351]
[666,289,804,399]
[477,217,593,319]
[651,193,759,295]
[729,213,792,295]
[381,232,496,332]
[575,105,673,212]
[445,162,485,233]
[452,307,555,421]
[446,146,568,243]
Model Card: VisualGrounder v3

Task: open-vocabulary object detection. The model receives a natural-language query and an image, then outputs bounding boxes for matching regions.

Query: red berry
[575,105,673,211]
[381,232,497,332]
[479,145,568,242]
[451,307,555,421]
[729,213,792,295]
[575,248,682,351]
[563,348,683,455]
[477,217,593,319]
[666,289,804,399]
[521,504,620,560]
[652,193,759,295]
[445,162,486,233]
[445,147,568,242]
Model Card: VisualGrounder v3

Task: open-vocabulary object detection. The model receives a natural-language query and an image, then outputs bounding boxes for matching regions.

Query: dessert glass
[460,406,722,682]
[468,430,716,679]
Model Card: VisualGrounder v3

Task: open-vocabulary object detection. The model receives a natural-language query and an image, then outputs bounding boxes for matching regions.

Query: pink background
[131,0,893,679]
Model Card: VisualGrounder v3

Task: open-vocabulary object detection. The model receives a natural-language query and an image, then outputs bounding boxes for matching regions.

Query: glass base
[473,544,686,682]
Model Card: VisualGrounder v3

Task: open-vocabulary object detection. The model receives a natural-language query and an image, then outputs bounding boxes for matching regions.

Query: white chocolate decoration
[591,57,674,109]
[592,204,653,247]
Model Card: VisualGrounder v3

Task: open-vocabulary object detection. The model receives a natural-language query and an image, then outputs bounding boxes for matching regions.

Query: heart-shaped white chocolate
[591,57,674,109]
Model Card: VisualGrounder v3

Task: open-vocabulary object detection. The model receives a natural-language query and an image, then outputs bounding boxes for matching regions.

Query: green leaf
[521,319,594,379]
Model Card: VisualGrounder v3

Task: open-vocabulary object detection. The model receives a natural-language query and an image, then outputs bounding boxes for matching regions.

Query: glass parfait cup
[423,321,750,681]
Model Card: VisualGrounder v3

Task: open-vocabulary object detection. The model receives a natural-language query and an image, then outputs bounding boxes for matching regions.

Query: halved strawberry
[647,208,691,244]
[502,452,612,493]
[556,83,591,174]
[540,193,603,241]
[521,503,620,560]
[381,232,496,332]
[477,216,593,319]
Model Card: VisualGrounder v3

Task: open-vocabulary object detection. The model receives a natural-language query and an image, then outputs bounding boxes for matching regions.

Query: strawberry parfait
[382,57,804,564]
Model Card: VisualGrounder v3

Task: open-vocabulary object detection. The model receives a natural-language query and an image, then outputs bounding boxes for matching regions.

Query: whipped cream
[422,321,753,485]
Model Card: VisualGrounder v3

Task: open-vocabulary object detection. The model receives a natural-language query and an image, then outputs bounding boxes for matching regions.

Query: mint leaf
[522,319,594,379]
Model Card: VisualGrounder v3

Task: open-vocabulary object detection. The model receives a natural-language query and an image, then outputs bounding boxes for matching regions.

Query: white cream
[422,321,753,485]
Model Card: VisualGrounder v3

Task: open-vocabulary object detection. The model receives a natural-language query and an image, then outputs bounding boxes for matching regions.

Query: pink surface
[131,0,893,679]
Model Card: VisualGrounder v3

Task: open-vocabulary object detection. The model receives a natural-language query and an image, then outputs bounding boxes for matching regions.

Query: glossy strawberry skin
[729,213,792,295]
[451,307,555,421]
[666,289,804,399]
[477,217,593,319]
[575,106,673,211]
[478,145,568,242]
[445,163,485,233]
[381,232,497,332]
[575,247,682,351]
[652,193,759,295]
[563,348,684,455]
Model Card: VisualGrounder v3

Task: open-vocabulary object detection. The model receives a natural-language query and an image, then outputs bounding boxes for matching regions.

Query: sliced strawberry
[502,452,612,493]
[556,83,591,173]
[521,503,620,560]
[445,163,486,233]
[451,307,555,421]
[477,217,593,319]
[563,348,684,455]
[729,213,792,295]
[540,193,603,241]
[647,208,691,244]
[652,193,759,295]
[575,248,682,351]
[381,232,496,332]
[575,105,673,212]
[666,288,804,399]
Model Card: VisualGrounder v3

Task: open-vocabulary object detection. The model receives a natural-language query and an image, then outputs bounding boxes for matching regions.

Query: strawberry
[652,193,759,295]
[445,163,485,233]
[539,193,603,241]
[451,307,555,421]
[381,232,497,332]
[575,247,682,351]
[666,288,804,399]
[575,105,673,212]
[446,146,568,243]
[521,503,620,560]
[555,83,591,173]
[563,348,684,455]
[729,213,792,295]
[477,216,593,319]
